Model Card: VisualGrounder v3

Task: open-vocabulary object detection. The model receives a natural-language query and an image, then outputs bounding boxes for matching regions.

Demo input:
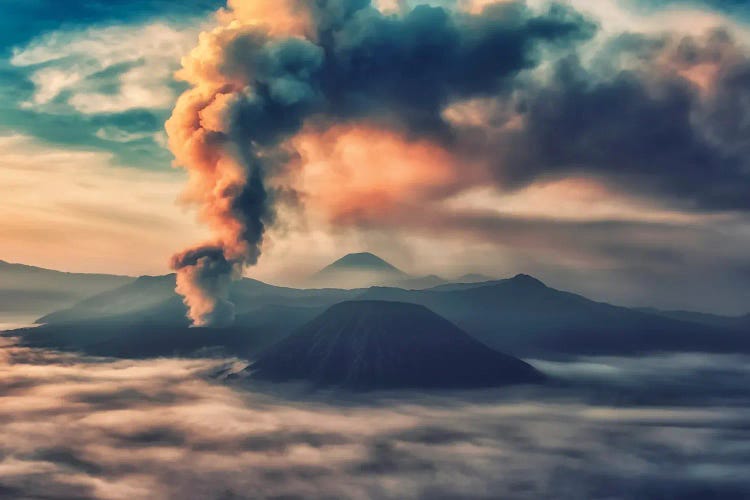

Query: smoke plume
[172,0,750,325]
[165,0,595,325]
[166,0,313,326]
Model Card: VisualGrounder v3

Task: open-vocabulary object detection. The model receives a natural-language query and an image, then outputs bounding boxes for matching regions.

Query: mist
[1,339,749,499]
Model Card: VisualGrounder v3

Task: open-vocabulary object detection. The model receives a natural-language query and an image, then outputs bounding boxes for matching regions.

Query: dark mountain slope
[12,298,323,359]
[249,301,545,390]
[37,274,175,324]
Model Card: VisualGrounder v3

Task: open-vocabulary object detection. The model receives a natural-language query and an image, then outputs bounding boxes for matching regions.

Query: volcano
[248,300,545,390]
[307,253,407,288]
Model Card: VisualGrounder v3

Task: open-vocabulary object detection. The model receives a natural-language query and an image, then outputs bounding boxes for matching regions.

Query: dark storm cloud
[452,27,750,212]
[1,343,750,499]
[176,0,750,307]
[509,67,743,207]
[304,1,596,134]
[166,0,597,324]
[214,0,598,199]
[215,1,750,215]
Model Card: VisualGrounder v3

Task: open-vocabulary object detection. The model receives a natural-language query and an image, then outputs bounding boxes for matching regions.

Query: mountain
[427,279,504,292]
[635,307,750,331]
[356,274,750,356]
[37,274,357,325]
[394,274,447,290]
[13,267,750,360]
[0,260,132,320]
[248,301,545,390]
[455,273,495,283]
[36,274,175,324]
[15,279,333,359]
[307,252,407,288]
[12,274,355,358]
[315,252,404,276]
[13,300,323,359]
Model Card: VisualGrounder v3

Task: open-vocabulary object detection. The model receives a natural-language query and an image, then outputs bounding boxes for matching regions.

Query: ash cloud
[489,28,750,211]
[167,0,750,325]
[166,0,595,325]
[1,342,750,499]
[167,1,750,324]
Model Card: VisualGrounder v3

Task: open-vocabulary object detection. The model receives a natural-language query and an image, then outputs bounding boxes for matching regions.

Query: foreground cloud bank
[1,342,750,499]
[166,0,750,324]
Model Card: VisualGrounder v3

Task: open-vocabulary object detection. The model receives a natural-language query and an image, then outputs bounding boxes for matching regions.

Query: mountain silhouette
[356,274,750,355]
[635,307,750,331]
[0,259,132,319]
[319,252,403,273]
[308,252,406,288]
[38,274,357,325]
[9,265,750,360]
[395,274,447,289]
[248,300,545,390]
[455,273,495,283]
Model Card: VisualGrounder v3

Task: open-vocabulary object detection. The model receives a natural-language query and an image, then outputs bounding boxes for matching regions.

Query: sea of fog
[1,336,749,499]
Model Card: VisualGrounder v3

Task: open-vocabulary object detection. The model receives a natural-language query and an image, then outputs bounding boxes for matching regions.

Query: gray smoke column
[166,0,593,326]
[165,0,319,326]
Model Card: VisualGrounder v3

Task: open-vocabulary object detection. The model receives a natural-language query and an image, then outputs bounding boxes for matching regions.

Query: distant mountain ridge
[306,252,496,290]
[6,258,749,361]
[634,307,750,331]
[0,259,132,319]
[37,273,356,325]
[357,274,750,355]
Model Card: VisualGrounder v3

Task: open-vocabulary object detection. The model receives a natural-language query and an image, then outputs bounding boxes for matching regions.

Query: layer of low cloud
[0,341,749,499]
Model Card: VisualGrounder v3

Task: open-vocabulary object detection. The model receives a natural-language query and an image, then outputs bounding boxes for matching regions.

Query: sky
[1,0,749,314]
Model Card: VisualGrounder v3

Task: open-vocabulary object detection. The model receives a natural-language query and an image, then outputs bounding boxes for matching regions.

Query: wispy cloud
[11,23,201,114]
[0,134,208,275]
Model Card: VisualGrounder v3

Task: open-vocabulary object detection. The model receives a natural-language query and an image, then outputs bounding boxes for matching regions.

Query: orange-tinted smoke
[279,124,469,225]
[166,0,310,326]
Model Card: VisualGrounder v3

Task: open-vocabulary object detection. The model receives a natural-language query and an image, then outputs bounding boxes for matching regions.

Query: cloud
[482,29,750,212]
[11,23,200,114]
[0,17,211,168]
[164,0,597,323]
[94,127,161,144]
[633,0,750,17]
[0,0,749,316]
[0,1,223,53]
[0,343,749,499]
[0,134,208,275]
